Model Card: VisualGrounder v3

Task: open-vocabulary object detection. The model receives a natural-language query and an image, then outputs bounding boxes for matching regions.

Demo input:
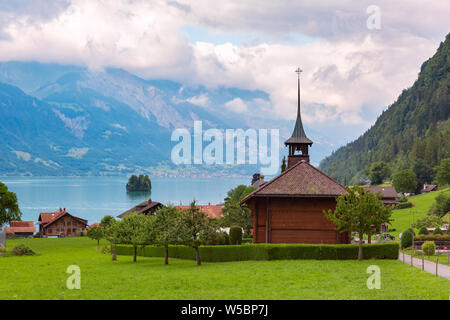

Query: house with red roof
[38,208,88,237]
[4,221,36,238]
[175,203,224,219]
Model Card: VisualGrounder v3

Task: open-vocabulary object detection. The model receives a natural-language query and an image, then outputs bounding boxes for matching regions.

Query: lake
[1,176,250,225]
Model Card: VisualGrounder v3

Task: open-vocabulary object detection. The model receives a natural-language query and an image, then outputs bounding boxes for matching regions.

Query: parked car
[379,233,395,241]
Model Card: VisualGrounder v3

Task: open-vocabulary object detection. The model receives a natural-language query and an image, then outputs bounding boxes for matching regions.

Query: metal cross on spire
[295,67,302,78]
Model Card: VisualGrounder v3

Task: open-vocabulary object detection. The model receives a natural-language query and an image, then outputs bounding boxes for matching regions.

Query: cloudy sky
[0,0,449,143]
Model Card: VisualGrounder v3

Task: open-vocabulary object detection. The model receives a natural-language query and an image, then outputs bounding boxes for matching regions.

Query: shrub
[218,232,230,245]
[401,228,413,249]
[395,202,413,209]
[229,226,243,245]
[414,234,450,241]
[242,237,253,244]
[433,227,443,235]
[422,241,435,257]
[12,244,35,256]
[418,226,429,235]
[115,243,399,261]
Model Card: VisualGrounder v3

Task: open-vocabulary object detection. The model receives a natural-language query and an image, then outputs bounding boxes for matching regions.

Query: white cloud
[185,93,210,107]
[0,0,449,133]
[225,98,247,113]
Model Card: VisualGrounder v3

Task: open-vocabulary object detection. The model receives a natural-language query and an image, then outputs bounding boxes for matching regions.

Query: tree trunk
[97,240,100,252]
[164,244,169,265]
[358,233,364,260]
[112,244,117,261]
[368,235,371,244]
[195,246,201,266]
[133,246,137,262]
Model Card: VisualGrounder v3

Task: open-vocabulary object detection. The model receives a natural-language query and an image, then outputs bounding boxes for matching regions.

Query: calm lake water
[1,176,249,225]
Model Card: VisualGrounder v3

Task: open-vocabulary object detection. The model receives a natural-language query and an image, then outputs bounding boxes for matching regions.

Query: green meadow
[389,188,450,237]
[0,237,449,300]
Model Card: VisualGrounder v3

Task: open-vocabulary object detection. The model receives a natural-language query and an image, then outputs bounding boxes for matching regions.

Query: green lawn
[389,188,450,237]
[0,237,449,300]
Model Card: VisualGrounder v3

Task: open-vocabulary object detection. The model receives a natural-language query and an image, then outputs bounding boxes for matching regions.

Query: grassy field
[389,188,450,237]
[0,237,449,300]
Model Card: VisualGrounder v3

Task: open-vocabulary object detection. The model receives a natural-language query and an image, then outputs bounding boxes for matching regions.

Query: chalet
[421,184,438,193]
[176,203,224,219]
[362,186,399,206]
[4,221,36,238]
[118,199,163,218]
[241,69,349,244]
[38,208,88,237]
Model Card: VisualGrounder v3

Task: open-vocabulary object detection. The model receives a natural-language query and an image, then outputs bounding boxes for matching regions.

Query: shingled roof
[241,160,346,203]
[4,221,36,234]
[118,199,163,218]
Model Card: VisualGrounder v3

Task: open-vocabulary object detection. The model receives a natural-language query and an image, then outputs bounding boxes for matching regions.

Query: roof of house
[422,184,438,192]
[4,221,36,234]
[241,160,347,203]
[38,209,87,228]
[87,222,100,229]
[118,199,163,218]
[176,204,224,219]
[362,186,398,199]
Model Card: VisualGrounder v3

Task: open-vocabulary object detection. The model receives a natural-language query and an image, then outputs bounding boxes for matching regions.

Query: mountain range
[0,61,336,177]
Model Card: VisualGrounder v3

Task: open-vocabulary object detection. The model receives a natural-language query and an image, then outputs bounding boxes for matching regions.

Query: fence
[0,230,5,248]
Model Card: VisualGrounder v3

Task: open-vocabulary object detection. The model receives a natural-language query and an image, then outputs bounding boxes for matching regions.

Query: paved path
[399,251,450,280]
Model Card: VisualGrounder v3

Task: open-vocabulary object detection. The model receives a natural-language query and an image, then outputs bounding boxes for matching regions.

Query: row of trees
[364,157,450,194]
[89,201,220,265]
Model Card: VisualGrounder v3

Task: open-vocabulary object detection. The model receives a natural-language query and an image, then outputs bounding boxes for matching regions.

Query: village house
[175,203,224,219]
[362,186,399,206]
[4,221,36,238]
[38,208,88,237]
[117,199,163,218]
[241,69,350,244]
[421,184,438,193]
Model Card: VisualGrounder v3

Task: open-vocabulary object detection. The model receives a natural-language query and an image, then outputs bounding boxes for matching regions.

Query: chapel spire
[284,67,313,168]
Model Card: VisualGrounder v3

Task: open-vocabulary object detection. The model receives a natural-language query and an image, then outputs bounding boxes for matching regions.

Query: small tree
[369,162,391,185]
[422,241,435,257]
[104,219,121,261]
[120,214,156,262]
[418,226,429,235]
[87,225,103,251]
[178,201,218,265]
[433,227,443,235]
[417,215,443,229]
[324,186,392,260]
[229,225,243,245]
[401,228,413,249]
[100,215,115,228]
[0,182,21,227]
[221,199,252,237]
[435,158,450,186]
[154,205,182,265]
[392,169,417,194]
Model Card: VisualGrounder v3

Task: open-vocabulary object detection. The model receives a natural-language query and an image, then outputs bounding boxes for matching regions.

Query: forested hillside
[319,33,450,185]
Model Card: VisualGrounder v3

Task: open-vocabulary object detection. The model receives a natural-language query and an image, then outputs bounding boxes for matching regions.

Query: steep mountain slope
[319,33,450,185]
[0,61,344,176]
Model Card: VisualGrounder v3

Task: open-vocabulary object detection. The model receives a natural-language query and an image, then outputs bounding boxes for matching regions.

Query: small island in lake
[126,174,152,192]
